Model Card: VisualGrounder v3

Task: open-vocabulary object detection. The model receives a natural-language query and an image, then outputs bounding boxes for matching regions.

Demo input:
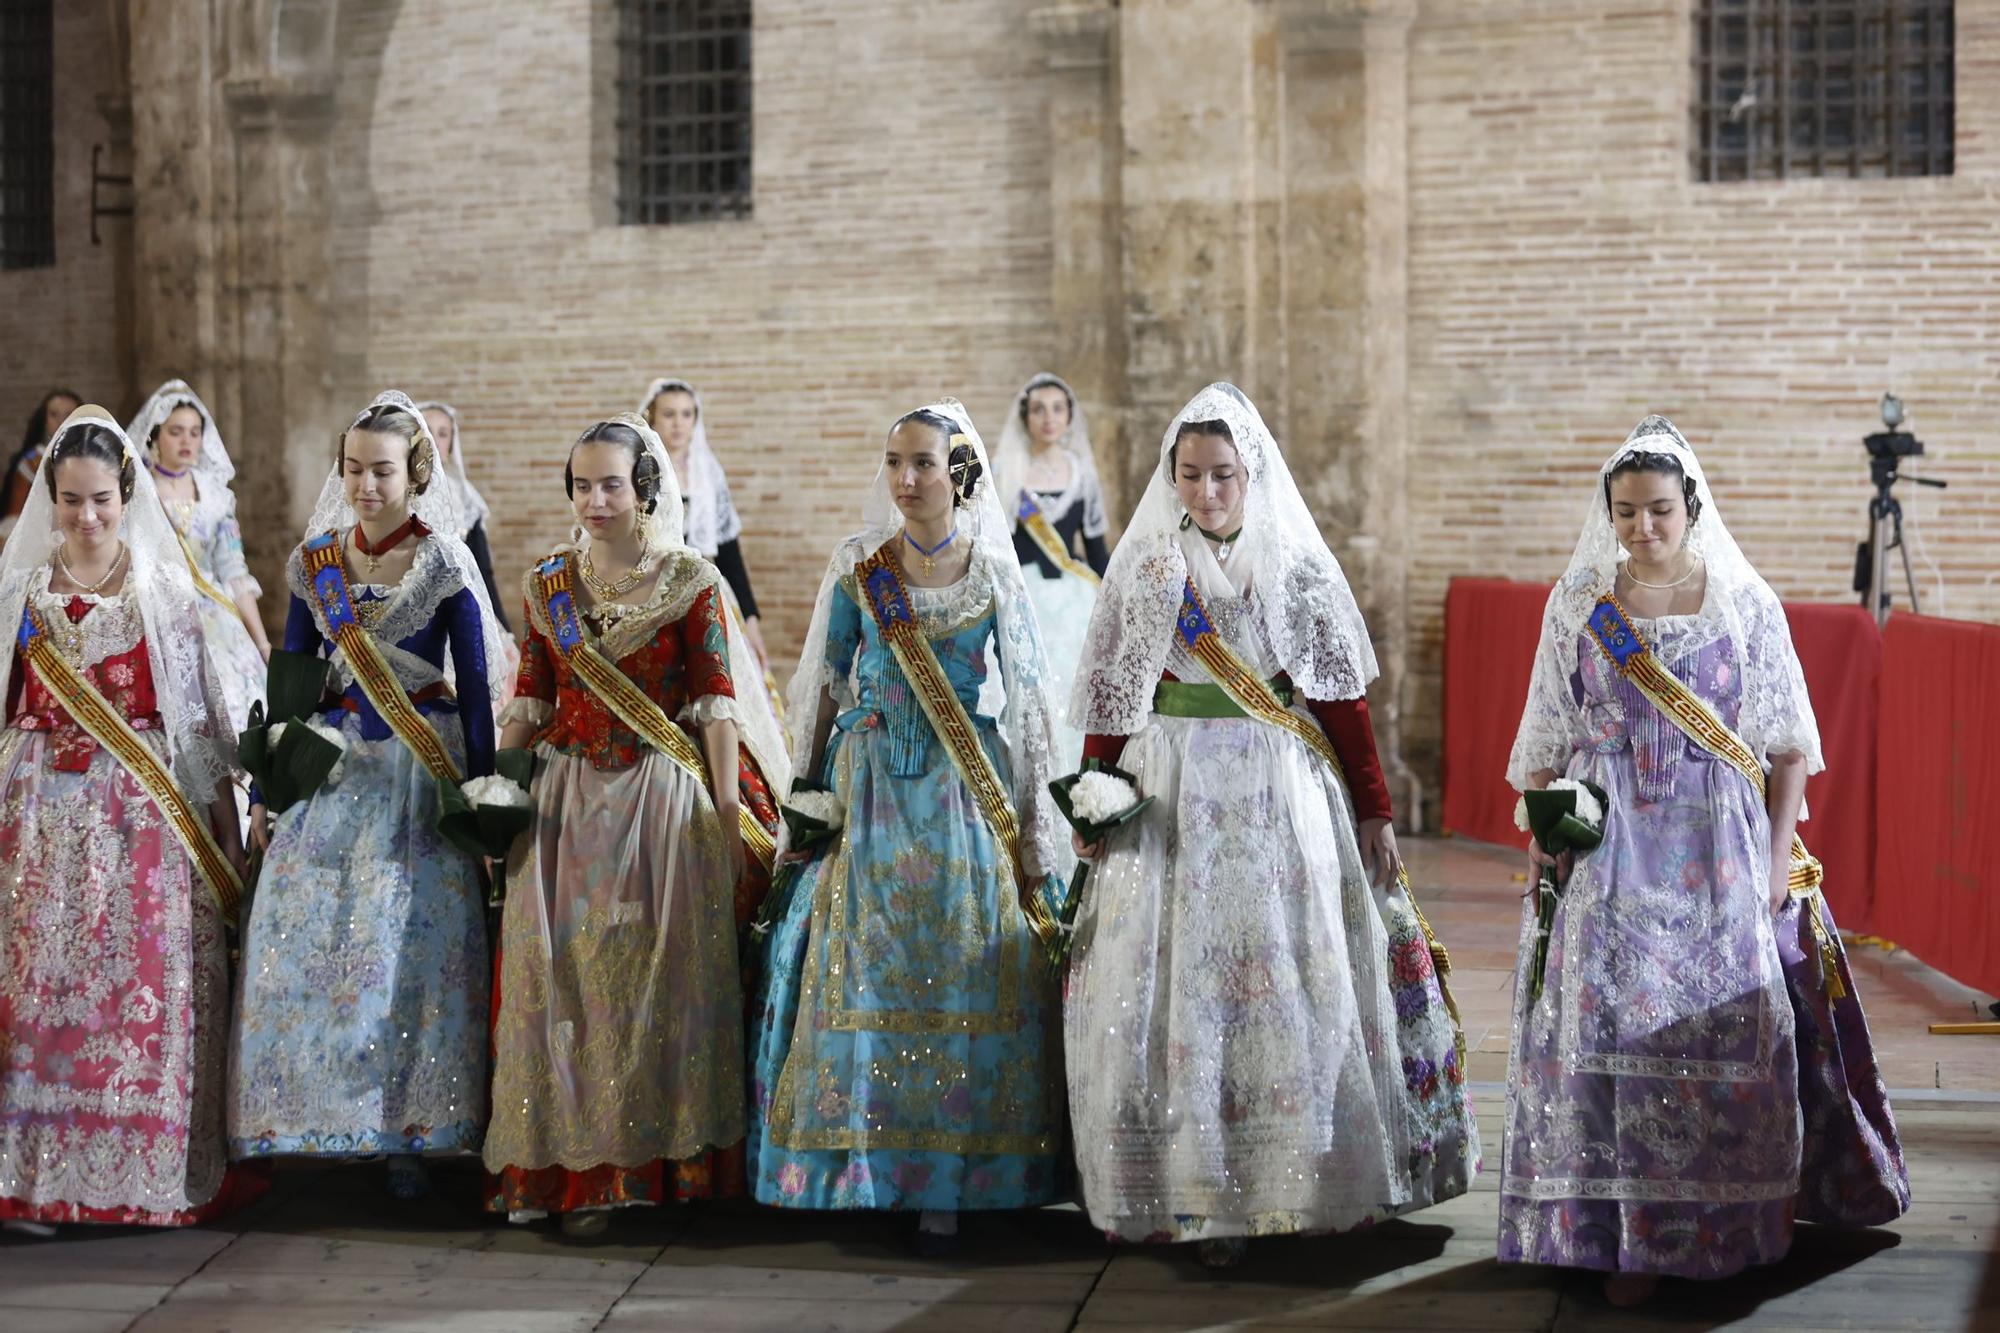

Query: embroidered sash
[1016,491,1100,585]
[1173,578,1464,1045]
[172,522,253,631]
[853,543,1058,946]
[301,532,463,784]
[17,604,243,925]
[1584,593,1844,996]
[535,552,774,870]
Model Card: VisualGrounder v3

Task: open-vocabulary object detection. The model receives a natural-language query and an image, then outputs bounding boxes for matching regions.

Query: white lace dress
[1064,588,1479,1242]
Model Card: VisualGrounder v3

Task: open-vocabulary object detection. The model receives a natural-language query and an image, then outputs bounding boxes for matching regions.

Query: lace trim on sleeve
[499,695,553,729]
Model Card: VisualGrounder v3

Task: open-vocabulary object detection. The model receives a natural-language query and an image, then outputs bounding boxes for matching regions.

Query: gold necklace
[581,539,655,600]
[56,541,127,595]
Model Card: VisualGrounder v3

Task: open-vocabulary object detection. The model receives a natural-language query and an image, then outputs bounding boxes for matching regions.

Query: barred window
[617,0,752,225]
[1693,1,1954,182]
[0,0,55,269]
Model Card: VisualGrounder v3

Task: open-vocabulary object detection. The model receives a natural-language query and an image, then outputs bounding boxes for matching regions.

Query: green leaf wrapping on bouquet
[778,778,840,854]
[1520,779,1609,1003]
[1047,758,1156,841]
[265,648,333,727]
[434,748,537,863]
[237,700,271,794]
[1045,759,1158,973]
[268,718,344,815]
[1521,781,1609,856]
[752,780,842,948]
[494,746,536,792]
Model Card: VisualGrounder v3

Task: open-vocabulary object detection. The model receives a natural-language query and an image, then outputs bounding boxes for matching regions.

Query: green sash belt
[1152,677,1293,719]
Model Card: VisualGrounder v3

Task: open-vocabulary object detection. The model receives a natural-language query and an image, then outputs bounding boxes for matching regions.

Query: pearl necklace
[57,541,127,595]
[1623,555,1702,590]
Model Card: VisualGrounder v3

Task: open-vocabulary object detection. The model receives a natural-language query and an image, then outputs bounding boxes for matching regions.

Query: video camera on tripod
[1853,393,1946,626]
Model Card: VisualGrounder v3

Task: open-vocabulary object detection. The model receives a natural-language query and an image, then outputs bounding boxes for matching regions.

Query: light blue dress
[227,536,494,1159]
[749,559,1063,1210]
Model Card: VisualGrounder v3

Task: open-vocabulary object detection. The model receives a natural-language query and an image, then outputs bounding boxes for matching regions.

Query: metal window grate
[0,0,56,268]
[1693,0,1954,182]
[617,0,752,225]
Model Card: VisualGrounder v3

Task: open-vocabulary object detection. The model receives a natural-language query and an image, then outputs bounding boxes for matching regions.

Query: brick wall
[326,0,1055,666]
[0,1,124,439]
[1402,0,2000,784]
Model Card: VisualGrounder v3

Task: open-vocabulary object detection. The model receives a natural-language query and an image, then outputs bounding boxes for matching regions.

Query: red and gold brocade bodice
[8,591,161,772]
[510,559,735,770]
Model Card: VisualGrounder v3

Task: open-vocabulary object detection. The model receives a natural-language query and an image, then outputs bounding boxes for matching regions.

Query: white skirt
[1020,565,1098,774]
[1065,711,1457,1241]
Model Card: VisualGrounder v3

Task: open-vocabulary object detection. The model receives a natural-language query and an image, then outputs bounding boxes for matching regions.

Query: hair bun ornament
[947,431,984,506]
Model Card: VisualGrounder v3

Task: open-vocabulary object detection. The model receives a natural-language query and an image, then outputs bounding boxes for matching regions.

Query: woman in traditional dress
[0,407,258,1231]
[127,381,272,732]
[993,372,1112,769]
[484,413,780,1237]
[416,401,511,633]
[1064,382,1477,1268]
[749,399,1069,1255]
[639,379,791,759]
[1,387,81,540]
[230,390,507,1199]
[1503,415,1908,1306]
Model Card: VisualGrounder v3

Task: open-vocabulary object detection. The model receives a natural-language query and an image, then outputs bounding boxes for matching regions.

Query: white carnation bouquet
[1045,759,1156,970]
[436,748,538,905]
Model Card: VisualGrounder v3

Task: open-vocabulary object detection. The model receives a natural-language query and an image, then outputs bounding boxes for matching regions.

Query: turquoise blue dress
[749,559,1063,1210]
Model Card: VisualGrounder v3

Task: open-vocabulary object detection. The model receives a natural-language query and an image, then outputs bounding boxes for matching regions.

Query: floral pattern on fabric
[162,482,266,733]
[228,570,494,1160]
[513,583,733,771]
[748,579,1065,1212]
[1500,627,1802,1280]
[0,596,257,1225]
[485,574,777,1213]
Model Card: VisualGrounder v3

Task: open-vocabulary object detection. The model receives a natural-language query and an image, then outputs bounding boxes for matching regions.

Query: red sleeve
[514,603,556,703]
[1082,733,1128,769]
[682,584,735,701]
[1305,695,1394,824]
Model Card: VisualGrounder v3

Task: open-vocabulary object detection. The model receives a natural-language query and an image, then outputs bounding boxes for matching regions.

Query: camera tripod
[1854,436,1945,628]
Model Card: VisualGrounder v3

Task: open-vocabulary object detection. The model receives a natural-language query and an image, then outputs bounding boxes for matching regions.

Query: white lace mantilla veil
[638,377,740,559]
[413,400,493,536]
[547,411,790,790]
[0,407,237,796]
[127,379,252,561]
[127,378,236,490]
[1070,382,1379,735]
[992,371,1108,538]
[298,389,510,706]
[780,398,1067,878]
[1505,414,1824,790]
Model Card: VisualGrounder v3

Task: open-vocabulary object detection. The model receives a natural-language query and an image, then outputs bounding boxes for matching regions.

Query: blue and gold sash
[1585,593,1843,995]
[1172,577,1462,1035]
[302,531,463,784]
[1016,491,1100,585]
[18,604,243,925]
[853,542,1058,946]
[170,519,252,631]
[535,552,774,869]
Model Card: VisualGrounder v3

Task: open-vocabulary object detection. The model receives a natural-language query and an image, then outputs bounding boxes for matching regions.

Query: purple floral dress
[1502,601,1909,1280]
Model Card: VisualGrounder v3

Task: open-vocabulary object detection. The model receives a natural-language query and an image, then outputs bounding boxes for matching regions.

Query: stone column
[1115,0,1259,483]
[1027,3,1132,519]
[127,0,221,394]
[223,72,338,605]
[1269,0,1420,824]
